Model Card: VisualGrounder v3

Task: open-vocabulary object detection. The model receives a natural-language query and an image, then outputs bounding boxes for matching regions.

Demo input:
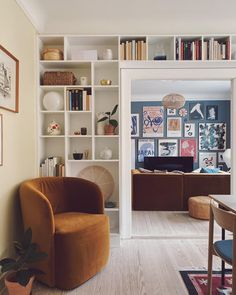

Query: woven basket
[42,48,63,60]
[43,72,76,85]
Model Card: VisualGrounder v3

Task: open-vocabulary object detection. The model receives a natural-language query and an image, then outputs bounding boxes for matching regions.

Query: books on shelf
[40,156,65,177]
[176,38,202,60]
[120,40,146,60]
[66,88,92,111]
[202,37,230,60]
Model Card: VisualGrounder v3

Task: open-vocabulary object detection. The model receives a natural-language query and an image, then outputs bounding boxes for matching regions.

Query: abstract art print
[180,139,197,162]
[199,123,226,150]
[218,151,225,163]
[138,139,155,162]
[167,117,182,137]
[158,139,178,157]
[199,152,217,168]
[206,105,218,120]
[0,114,2,165]
[143,106,164,137]
[189,102,204,120]
[131,113,139,137]
[167,108,176,116]
[184,123,195,137]
[0,45,19,113]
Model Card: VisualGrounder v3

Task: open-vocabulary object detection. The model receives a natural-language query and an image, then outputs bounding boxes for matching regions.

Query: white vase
[47,120,61,135]
[100,147,112,160]
[43,91,63,111]
[102,49,113,60]
[96,112,106,135]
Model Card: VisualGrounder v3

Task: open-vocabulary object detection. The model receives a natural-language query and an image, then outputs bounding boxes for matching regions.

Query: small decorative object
[0,114,2,166]
[84,149,89,159]
[43,71,76,86]
[102,49,113,60]
[100,79,112,86]
[153,44,166,60]
[179,108,188,117]
[43,91,63,111]
[100,147,112,160]
[73,152,83,160]
[79,76,88,85]
[162,93,185,109]
[0,45,19,113]
[73,130,80,135]
[96,112,106,135]
[81,127,87,135]
[47,120,61,135]
[97,105,118,135]
[42,48,63,60]
[0,228,47,295]
[105,201,116,208]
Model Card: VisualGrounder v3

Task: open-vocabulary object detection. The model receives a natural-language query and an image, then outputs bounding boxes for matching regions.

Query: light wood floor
[25,212,225,294]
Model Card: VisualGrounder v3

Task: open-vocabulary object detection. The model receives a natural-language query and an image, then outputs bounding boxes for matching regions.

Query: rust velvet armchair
[19,177,110,290]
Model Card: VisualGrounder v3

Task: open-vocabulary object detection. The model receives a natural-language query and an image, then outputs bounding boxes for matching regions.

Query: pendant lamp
[162,93,185,109]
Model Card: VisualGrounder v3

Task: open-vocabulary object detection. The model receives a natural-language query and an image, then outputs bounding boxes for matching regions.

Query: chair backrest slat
[211,201,236,232]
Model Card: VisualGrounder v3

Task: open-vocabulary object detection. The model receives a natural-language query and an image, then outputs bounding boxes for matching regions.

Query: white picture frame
[167,108,176,116]
[184,123,195,138]
[158,139,178,157]
[167,117,182,137]
[138,139,155,162]
[199,152,217,168]
[131,113,139,137]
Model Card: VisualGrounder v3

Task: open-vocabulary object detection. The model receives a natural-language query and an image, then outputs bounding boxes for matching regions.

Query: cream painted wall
[0,0,36,258]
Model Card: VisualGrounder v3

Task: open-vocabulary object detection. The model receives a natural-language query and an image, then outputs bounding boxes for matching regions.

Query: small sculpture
[47,120,61,135]
[100,147,112,160]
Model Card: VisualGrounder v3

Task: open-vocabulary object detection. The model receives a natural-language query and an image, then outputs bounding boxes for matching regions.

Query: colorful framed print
[199,123,226,150]
[158,139,178,157]
[143,106,164,137]
[218,152,225,163]
[0,114,2,165]
[167,117,182,137]
[184,123,195,137]
[206,105,218,120]
[0,45,19,113]
[189,102,204,120]
[180,139,197,163]
[167,108,176,116]
[199,152,217,168]
[131,113,139,137]
[138,139,155,162]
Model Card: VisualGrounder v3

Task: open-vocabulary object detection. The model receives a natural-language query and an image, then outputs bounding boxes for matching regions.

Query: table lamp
[223,149,231,171]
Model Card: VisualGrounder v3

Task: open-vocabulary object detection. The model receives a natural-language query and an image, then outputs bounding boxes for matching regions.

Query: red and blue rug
[180,270,232,295]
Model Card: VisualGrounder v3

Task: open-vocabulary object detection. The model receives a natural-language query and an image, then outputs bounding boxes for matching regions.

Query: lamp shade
[162,93,185,109]
[223,149,231,169]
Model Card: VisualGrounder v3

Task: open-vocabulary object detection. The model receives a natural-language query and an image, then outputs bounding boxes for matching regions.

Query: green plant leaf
[97,116,108,123]
[21,228,32,249]
[15,269,32,287]
[111,104,118,116]
[14,241,25,256]
[26,251,48,263]
[105,112,110,116]
[109,119,118,127]
[0,258,17,273]
[28,268,45,276]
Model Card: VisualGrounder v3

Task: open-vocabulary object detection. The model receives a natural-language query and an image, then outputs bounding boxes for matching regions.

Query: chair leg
[232,266,236,294]
[207,206,214,295]
[207,254,213,295]
[221,260,225,287]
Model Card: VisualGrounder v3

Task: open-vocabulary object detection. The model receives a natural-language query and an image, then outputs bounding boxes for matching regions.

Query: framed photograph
[167,108,176,116]
[189,102,204,120]
[199,152,217,168]
[0,114,2,166]
[206,105,218,120]
[131,114,139,137]
[143,106,164,137]
[218,152,225,163]
[0,45,19,113]
[167,117,182,137]
[138,139,155,162]
[184,123,195,137]
[180,139,197,163]
[199,123,226,150]
[158,139,178,157]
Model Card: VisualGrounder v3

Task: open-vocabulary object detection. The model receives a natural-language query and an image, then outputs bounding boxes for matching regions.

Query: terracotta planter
[5,273,34,295]
[104,124,116,135]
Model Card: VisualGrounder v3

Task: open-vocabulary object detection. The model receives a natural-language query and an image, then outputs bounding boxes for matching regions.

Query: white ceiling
[16,0,236,34]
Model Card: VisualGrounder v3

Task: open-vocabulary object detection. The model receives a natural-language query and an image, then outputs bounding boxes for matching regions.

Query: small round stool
[188,196,211,220]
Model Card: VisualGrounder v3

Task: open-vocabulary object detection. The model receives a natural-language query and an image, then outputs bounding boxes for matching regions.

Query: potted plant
[97,104,118,135]
[0,228,47,295]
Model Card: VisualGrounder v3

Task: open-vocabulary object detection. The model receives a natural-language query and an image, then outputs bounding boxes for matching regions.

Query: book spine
[125,41,129,60]
[132,40,136,60]
[78,90,83,110]
[82,90,87,110]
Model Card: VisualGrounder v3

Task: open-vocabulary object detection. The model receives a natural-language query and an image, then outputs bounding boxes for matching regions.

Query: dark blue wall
[131,100,230,170]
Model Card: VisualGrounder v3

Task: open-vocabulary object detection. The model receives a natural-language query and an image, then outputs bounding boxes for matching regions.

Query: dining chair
[207,200,236,294]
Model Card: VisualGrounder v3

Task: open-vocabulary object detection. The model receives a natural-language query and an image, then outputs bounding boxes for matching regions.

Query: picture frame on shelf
[0,45,19,113]
[167,117,182,137]
[131,113,139,137]
[0,114,2,165]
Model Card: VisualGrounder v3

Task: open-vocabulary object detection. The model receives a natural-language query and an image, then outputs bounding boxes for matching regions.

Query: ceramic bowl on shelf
[100,79,112,86]
[73,153,83,160]
[43,91,63,111]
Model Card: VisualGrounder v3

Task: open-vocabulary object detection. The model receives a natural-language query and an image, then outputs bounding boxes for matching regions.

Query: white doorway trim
[120,65,236,239]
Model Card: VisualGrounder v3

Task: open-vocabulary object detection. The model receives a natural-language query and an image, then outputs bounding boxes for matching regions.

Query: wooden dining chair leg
[207,207,214,295]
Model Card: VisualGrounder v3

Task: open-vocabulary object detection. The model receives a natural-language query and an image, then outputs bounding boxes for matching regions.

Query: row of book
[66,88,92,111]
[176,38,202,60]
[202,38,230,60]
[120,40,146,60]
[40,157,65,177]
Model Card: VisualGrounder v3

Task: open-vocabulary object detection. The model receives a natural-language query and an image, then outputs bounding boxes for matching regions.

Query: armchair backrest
[211,201,236,232]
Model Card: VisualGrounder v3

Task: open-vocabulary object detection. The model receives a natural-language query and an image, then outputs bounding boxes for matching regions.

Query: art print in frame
[137,139,155,162]
[218,151,225,163]
[199,152,217,168]
[143,106,164,137]
[0,114,2,165]
[206,105,218,120]
[167,108,176,116]
[199,123,226,150]
[158,139,178,157]
[184,123,195,137]
[0,45,19,113]
[189,102,204,120]
[131,113,139,137]
[180,139,197,163]
[167,117,182,137]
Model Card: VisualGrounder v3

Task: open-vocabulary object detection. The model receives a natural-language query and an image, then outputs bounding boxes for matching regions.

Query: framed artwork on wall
[0,114,2,166]
[180,139,197,163]
[189,102,204,120]
[131,113,139,137]
[143,106,164,137]
[218,152,225,163]
[158,139,178,157]
[199,152,217,168]
[199,123,226,150]
[206,105,218,120]
[167,108,176,116]
[137,139,155,162]
[167,117,182,137]
[131,139,136,168]
[0,45,19,113]
[184,123,195,137]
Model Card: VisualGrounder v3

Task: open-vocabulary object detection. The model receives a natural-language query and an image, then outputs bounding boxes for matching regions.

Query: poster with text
[180,139,197,163]
[143,106,164,137]
[138,139,155,162]
[158,139,178,157]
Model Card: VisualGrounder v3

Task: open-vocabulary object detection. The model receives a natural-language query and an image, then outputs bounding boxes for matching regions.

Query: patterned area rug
[180,270,232,295]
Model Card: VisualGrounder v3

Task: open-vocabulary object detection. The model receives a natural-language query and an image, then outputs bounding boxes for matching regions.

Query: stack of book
[120,40,146,60]
[203,37,230,60]
[176,38,202,60]
[40,157,65,177]
[66,88,92,111]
